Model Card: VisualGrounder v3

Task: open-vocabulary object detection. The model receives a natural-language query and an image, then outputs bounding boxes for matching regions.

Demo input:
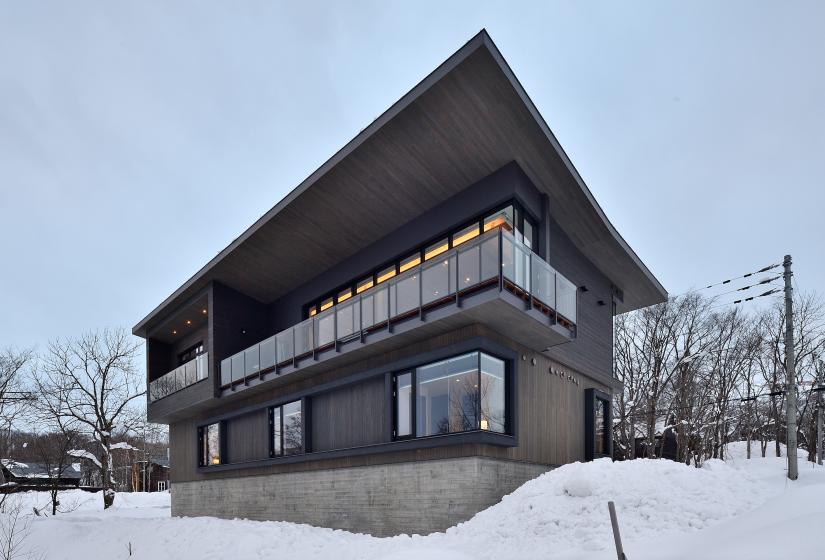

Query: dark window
[198,422,221,466]
[270,400,303,457]
[179,342,203,365]
[585,389,611,460]
[393,351,508,439]
[522,216,535,250]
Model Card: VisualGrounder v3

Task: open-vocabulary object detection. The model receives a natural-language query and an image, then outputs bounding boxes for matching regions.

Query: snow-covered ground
[5,442,823,559]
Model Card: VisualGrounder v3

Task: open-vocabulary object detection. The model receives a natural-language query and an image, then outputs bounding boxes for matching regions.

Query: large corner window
[270,400,303,457]
[393,351,507,439]
[198,422,222,467]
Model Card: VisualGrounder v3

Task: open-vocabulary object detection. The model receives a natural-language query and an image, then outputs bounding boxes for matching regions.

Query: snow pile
[4,450,823,560]
[427,457,771,558]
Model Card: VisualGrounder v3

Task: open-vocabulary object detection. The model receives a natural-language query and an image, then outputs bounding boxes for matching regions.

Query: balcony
[219,228,577,394]
[148,353,208,402]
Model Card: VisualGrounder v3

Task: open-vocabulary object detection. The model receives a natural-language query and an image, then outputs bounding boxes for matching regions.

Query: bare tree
[33,329,144,509]
[0,349,36,459]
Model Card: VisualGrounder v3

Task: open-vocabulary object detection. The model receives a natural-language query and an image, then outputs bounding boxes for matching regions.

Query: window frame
[392,350,510,441]
[197,421,224,467]
[268,399,305,458]
[584,388,612,461]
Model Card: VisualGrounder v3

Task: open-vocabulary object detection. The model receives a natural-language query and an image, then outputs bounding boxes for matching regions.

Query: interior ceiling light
[186,320,192,325]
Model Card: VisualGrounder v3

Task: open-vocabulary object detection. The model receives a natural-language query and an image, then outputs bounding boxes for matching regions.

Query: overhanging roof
[134,30,666,338]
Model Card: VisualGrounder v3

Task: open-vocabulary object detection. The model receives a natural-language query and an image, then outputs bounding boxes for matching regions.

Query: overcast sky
[1,1,823,354]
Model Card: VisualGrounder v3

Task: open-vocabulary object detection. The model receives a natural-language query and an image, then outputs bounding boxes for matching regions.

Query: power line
[702,263,781,290]
[708,289,783,311]
[712,276,782,298]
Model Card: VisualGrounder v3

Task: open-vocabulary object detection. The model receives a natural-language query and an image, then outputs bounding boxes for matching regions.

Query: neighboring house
[132,30,666,535]
[0,460,81,489]
[131,457,170,492]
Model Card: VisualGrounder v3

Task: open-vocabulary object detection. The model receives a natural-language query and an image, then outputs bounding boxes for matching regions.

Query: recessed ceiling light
[186,320,191,325]
[172,330,177,335]
[202,309,207,314]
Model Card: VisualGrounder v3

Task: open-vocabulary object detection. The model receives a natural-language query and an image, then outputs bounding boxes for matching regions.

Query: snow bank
[6,449,823,560]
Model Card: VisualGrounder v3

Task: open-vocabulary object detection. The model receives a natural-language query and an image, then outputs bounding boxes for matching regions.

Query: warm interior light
[211,457,220,465]
[337,289,352,303]
[452,225,479,247]
[376,267,396,284]
[309,308,317,317]
[202,309,207,315]
[356,278,374,294]
[186,320,191,325]
[425,241,449,261]
[399,254,421,273]
[484,216,506,232]
[172,330,177,335]
[320,299,333,312]
[480,419,489,430]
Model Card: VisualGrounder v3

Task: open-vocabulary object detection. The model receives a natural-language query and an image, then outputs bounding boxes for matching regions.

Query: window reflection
[200,422,221,466]
[595,399,607,455]
[271,400,303,457]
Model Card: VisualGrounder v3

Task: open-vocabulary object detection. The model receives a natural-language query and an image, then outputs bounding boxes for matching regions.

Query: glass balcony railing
[148,352,208,402]
[220,228,577,388]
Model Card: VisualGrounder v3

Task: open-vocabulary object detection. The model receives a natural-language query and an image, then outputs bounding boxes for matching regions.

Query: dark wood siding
[310,376,386,452]
[226,409,269,464]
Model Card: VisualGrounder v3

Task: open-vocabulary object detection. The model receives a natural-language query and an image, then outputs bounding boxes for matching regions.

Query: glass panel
[184,359,197,386]
[452,223,480,247]
[556,274,577,323]
[356,277,374,294]
[480,353,506,433]
[531,254,556,308]
[337,288,352,304]
[391,271,419,317]
[480,232,499,281]
[395,372,412,438]
[205,423,221,466]
[271,406,282,457]
[416,352,479,436]
[260,337,276,370]
[421,256,453,305]
[244,345,260,376]
[502,231,530,291]
[595,399,606,455]
[399,253,421,273]
[457,244,480,291]
[276,329,294,363]
[483,205,514,232]
[376,265,396,284]
[336,298,360,340]
[361,292,375,329]
[315,309,335,347]
[175,366,185,392]
[282,401,302,455]
[231,353,244,383]
[424,239,449,261]
[196,352,208,381]
[295,319,313,356]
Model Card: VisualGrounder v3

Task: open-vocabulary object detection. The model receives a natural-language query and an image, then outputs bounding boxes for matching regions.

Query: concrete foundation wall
[172,456,549,536]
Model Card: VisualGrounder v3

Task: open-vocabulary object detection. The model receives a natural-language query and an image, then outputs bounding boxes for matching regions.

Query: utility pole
[816,360,823,466]
[783,255,799,480]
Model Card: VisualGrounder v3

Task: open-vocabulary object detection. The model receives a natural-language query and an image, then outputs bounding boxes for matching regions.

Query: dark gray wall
[543,215,614,379]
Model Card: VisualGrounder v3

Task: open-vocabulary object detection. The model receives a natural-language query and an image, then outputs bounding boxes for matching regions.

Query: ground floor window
[393,351,507,439]
[198,422,222,466]
[270,400,303,457]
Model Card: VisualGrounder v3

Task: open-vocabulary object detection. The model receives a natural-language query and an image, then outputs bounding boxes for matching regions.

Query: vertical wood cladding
[310,376,387,452]
[226,409,269,463]
[169,324,611,484]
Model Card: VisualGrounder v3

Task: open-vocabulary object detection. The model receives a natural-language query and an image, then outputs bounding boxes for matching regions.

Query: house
[132,30,666,536]
[131,456,170,492]
[0,460,81,490]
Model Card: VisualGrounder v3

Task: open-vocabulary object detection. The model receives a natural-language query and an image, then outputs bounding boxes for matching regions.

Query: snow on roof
[1,459,80,479]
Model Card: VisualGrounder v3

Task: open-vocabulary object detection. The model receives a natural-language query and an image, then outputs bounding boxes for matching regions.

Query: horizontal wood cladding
[311,376,386,452]
[169,324,610,483]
